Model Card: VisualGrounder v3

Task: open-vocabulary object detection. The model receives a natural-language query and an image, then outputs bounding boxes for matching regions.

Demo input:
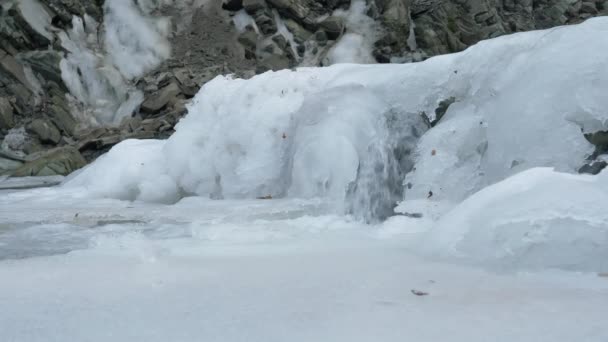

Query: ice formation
[58,0,172,125]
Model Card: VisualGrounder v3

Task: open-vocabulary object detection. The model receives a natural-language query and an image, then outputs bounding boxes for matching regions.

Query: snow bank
[421,168,608,271]
[67,18,608,222]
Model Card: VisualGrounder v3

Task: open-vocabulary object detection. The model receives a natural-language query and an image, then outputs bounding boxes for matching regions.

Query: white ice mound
[422,168,608,271]
[67,18,608,212]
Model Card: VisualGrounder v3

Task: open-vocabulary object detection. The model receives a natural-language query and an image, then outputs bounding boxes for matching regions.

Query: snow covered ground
[1,194,607,342]
[2,17,608,342]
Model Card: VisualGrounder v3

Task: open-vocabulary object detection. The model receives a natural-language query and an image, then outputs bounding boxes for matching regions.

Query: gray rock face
[12,146,86,177]
[27,119,61,145]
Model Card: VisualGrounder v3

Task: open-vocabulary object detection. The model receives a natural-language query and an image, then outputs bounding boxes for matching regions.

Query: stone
[141,82,182,114]
[238,30,259,50]
[257,54,291,72]
[0,157,23,175]
[20,50,66,91]
[579,161,607,175]
[284,19,312,43]
[12,146,87,177]
[27,119,61,145]
[580,2,599,14]
[222,0,244,11]
[0,97,14,129]
[314,30,328,45]
[584,131,608,151]
[243,0,267,13]
[0,53,32,90]
[319,16,345,40]
[432,97,456,126]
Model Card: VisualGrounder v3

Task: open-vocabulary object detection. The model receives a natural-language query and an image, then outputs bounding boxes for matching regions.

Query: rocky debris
[406,0,608,61]
[11,146,86,177]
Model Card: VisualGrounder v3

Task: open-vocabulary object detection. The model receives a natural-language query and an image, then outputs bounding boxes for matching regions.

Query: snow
[420,168,608,271]
[1,241,607,342]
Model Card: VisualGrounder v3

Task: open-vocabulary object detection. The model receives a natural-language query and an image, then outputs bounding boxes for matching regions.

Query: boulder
[238,30,259,50]
[222,0,244,11]
[243,0,267,13]
[141,82,182,114]
[0,157,23,175]
[12,146,87,177]
[27,119,61,145]
[319,16,345,40]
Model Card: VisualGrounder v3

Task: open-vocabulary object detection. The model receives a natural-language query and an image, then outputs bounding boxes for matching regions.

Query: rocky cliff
[1,0,606,177]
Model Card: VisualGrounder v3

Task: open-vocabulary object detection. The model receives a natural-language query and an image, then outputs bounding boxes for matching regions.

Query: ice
[68,19,608,210]
[58,0,172,125]
[420,167,608,271]
[59,15,144,125]
[326,0,380,64]
[0,223,607,342]
[103,0,172,80]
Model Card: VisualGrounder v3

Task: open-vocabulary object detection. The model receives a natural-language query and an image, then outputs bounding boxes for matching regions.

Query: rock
[284,19,312,43]
[19,50,66,91]
[579,161,607,175]
[314,30,328,45]
[0,97,14,129]
[0,52,33,90]
[257,54,291,72]
[27,119,61,145]
[272,34,288,50]
[222,0,244,11]
[319,16,345,40]
[432,97,456,126]
[243,0,267,13]
[266,0,320,27]
[580,2,599,14]
[141,118,164,132]
[238,30,259,50]
[0,157,23,175]
[584,130,608,152]
[254,13,278,35]
[12,146,87,177]
[141,82,182,114]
